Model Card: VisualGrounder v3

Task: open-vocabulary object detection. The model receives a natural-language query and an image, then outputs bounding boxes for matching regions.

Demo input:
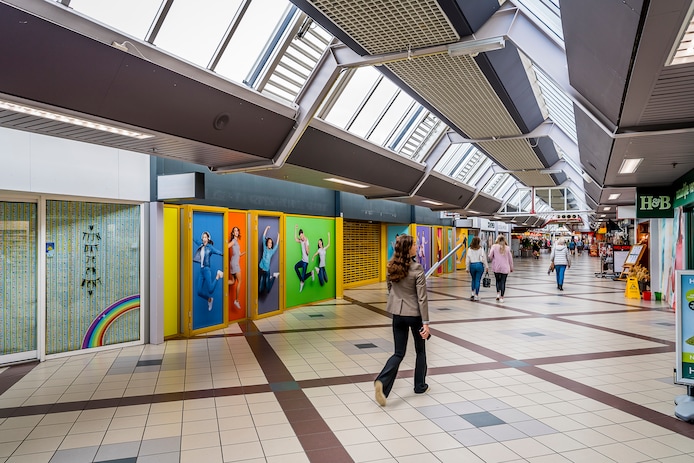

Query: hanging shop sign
[674,168,694,209]
[636,187,673,218]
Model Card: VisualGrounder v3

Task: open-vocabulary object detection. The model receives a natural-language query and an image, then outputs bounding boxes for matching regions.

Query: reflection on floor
[1,253,693,463]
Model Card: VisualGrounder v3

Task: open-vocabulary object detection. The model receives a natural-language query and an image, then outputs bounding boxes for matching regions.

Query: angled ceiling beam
[213,44,357,173]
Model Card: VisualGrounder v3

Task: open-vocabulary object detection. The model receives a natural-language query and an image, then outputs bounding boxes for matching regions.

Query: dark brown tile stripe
[524,365,694,438]
[0,385,272,419]
[0,361,38,396]
[239,321,353,463]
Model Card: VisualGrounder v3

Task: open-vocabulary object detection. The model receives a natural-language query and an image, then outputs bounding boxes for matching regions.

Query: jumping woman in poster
[228,226,245,309]
[259,225,280,295]
[193,231,224,311]
[311,232,331,286]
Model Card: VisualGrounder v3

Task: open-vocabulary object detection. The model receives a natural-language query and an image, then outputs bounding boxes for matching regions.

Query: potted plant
[630,264,650,293]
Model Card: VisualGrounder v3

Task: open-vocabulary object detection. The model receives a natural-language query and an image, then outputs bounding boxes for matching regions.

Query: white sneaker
[299,282,304,292]
[496,293,500,301]
[311,271,315,282]
[499,297,504,303]
[216,270,223,280]
[208,298,213,311]
[233,300,241,309]
[272,272,280,278]
[474,295,479,301]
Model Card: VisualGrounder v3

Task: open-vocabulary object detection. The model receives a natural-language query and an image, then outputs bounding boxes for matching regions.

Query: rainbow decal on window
[81,294,140,349]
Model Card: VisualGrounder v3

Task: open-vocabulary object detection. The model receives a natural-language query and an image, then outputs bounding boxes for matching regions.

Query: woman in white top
[311,232,331,286]
[465,236,489,301]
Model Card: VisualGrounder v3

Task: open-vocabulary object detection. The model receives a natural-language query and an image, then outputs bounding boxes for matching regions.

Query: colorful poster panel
[191,211,225,330]
[258,215,281,315]
[387,225,410,262]
[456,228,468,270]
[446,227,454,273]
[676,271,694,384]
[435,227,444,275]
[227,211,247,323]
[285,216,335,309]
[415,225,432,274]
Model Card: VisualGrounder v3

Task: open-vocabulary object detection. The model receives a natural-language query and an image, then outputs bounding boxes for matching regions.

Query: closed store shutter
[343,220,381,286]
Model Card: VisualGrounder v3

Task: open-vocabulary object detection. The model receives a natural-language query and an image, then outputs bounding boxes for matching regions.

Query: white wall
[0,127,150,201]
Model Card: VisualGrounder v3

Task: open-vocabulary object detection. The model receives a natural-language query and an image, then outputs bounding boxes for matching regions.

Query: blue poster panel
[258,216,281,315]
[387,225,410,262]
[192,211,225,330]
[415,225,432,274]
[677,271,694,384]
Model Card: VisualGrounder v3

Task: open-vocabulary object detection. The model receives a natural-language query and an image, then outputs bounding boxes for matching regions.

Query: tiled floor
[1,253,693,462]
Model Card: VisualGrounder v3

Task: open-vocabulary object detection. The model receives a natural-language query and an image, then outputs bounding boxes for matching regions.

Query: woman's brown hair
[469,236,481,250]
[387,234,414,283]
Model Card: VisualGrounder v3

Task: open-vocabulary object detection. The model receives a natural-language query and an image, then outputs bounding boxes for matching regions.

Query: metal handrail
[425,242,465,279]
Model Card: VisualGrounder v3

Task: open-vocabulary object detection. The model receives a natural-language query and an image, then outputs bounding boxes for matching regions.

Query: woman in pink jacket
[488,235,513,303]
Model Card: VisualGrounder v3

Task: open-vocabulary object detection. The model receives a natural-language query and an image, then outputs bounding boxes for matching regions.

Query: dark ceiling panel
[416,174,475,207]
[468,193,503,215]
[289,127,422,192]
[619,0,693,127]
[574,109,613,186]
[0,2,294,160]
[559,0,643,124]
[437,0,499,35]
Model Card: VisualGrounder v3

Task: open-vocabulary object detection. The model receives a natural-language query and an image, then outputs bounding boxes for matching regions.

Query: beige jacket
[386,262,430,324]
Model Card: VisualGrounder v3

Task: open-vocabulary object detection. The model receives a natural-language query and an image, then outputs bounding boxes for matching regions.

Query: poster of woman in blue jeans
[193,231,224,312]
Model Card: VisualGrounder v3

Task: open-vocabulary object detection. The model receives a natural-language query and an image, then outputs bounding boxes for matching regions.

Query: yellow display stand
[625,277,641,299]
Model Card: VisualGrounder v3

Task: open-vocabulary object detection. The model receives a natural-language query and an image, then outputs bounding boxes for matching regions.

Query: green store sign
[636,187,673,218]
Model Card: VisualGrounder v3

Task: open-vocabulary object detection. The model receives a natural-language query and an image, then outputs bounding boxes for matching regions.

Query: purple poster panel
[192,211,225,330]
[258,216,280,315]
[416,225,432,273]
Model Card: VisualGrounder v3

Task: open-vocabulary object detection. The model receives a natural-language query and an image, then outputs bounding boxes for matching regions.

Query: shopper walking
[465,236,489,301]
[488,235,513,303]
[374,234,430,407]
[550,238,571,290]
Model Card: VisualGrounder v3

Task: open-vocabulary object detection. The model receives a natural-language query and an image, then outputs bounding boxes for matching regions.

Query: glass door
[0,201,38,364]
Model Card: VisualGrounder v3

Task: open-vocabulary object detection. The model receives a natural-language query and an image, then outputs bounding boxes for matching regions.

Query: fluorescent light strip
[608,193,621,200]
[603,206,611,211]
[0,100,153,140]
[324,178,369,189]
[618,158,643,174]
[422,200,443,206]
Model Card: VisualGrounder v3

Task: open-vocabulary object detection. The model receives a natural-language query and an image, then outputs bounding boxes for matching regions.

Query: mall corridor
[0,253,691,463]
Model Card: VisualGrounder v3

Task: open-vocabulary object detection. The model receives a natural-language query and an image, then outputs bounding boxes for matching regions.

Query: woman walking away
[488,235,513,303]
[465,236,489,301]
[374,234,430,407]
[550,238,571,290]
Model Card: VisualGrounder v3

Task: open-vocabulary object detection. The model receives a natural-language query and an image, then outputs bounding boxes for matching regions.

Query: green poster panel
[285,216,336,309]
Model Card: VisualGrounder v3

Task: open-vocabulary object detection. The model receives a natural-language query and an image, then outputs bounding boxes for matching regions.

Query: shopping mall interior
[1,0,694,462]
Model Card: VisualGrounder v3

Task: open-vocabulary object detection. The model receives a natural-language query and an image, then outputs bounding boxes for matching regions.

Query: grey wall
[154,158,453,226]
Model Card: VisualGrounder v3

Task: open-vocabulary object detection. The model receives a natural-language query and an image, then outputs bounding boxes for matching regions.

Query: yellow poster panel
[456,228,468,270]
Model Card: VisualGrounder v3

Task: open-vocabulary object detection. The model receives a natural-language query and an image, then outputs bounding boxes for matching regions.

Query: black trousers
[375,315,427,397]
[494,272,508,296]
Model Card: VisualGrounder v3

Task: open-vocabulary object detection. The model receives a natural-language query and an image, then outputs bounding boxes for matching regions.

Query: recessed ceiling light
[618,158,643,174]
[600,214,606,217]
[603,206,611,211]
[324,178,369,189]
[422,200,443,206]
[0,99,153,139]
[608,193,621,200]
[467,210,479,214]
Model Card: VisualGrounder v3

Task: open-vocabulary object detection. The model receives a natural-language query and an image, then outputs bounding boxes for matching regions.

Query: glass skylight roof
[57,0,583,219]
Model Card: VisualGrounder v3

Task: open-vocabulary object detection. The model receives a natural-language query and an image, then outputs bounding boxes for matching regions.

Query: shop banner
[676,271,694,385]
